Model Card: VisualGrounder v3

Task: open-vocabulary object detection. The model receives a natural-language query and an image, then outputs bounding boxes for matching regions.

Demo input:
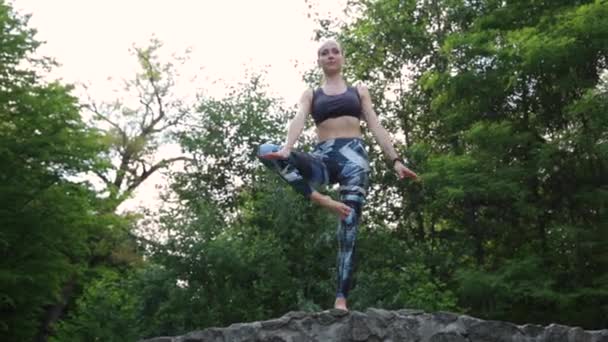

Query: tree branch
[136,52,168,136]
[139,96,154,132]
[128,231,163,249]
[147,77,167,133]
[125,156,192,193]
[92,170,111,186]
[150,107,190,134]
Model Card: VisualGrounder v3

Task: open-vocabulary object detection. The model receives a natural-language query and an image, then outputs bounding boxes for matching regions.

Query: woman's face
[317,41,344,75]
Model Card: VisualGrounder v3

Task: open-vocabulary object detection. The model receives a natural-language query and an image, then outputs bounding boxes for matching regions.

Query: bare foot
[310,192,351,219]
[259,151,286,160]
[334,297,348,311]
[259,147,290,160]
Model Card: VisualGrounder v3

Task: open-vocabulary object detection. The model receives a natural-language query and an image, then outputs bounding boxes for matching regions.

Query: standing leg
[334,140,370,310]
[335,181,367,307]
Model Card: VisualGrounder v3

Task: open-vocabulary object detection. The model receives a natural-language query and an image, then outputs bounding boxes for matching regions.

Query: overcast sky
[11,0,348,212]
[13,0,346,103]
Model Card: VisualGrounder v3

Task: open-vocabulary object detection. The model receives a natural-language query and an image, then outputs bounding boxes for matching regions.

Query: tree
[317,0,608,328]
[85,38,193,210]
[56,77,316,338]
[173,74,289,212]
[0,1,119,340]
[36,39,197,340]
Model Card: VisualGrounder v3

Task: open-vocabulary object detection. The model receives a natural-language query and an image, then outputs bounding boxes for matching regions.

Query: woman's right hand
[260,146,291,160]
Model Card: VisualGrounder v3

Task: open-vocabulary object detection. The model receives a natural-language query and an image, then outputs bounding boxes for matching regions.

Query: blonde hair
[317,38,344,57]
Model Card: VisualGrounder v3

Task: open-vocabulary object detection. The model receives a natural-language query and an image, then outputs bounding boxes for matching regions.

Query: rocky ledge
[141,308,608,342]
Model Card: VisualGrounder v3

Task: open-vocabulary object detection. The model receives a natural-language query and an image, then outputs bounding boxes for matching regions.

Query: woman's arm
[260,89,312,160]
[358,84,417,179]
[283,89,312,151]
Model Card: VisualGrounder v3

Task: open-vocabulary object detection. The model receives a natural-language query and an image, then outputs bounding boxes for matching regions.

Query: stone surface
[140,308,607,342]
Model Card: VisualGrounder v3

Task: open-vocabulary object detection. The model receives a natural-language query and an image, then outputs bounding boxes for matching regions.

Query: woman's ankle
[309,191,328,205]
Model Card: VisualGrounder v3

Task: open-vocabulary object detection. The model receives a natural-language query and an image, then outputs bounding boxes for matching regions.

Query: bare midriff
[315,116,362,142]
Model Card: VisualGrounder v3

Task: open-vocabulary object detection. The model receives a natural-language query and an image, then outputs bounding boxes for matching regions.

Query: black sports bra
[311,86,362,125]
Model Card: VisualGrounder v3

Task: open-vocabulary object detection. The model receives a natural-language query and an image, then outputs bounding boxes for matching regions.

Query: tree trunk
[36,277,77,342]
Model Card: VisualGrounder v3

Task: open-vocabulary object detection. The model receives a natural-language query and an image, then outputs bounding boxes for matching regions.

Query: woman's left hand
[394,161,418,180]
[260,146,291,160]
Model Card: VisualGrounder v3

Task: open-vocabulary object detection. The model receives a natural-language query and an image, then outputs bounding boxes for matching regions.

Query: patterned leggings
[257,137,370,299]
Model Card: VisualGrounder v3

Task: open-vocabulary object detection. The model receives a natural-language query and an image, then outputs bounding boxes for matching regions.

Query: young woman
[258,39,417,311]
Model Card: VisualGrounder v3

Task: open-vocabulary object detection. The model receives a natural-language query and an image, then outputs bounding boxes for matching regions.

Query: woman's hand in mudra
[394,161,418,180]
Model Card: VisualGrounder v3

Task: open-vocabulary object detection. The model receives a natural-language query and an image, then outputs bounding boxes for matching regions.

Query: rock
[468,320,524,342]
[429,332,467,342]
[520,323,545,338]
[139,308,608,342]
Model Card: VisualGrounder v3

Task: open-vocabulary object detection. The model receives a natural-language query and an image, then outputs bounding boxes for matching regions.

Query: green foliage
[239,176,338,309]
[51,269,140,342]
[3,0,608,339]
[0,2,132,340]
[456,252,608,327]
[456,255,556,320]
[87,38,193,207]
[175,74,289,211]
[324,0,608,329]
[134,193,298,337]
[350,229,458,312]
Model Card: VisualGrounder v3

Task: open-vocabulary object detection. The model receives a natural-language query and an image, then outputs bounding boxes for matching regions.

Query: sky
[11,0,348,212]
[13,0,346,103]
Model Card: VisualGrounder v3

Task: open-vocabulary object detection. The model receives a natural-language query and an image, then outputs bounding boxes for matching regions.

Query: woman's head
[317,39,344,76]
